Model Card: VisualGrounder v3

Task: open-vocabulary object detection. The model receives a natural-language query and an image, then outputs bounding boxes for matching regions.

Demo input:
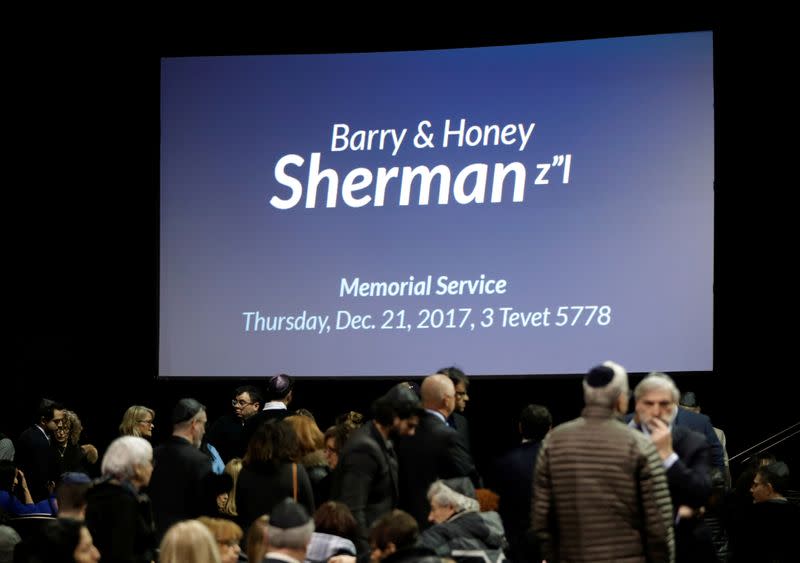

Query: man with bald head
[395,374,479,528]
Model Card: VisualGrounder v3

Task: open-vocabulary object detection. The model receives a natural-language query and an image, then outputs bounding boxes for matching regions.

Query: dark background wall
[6,13,798,480]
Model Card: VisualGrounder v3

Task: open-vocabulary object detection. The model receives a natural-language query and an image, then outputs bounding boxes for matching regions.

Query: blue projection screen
[160,31,713,378]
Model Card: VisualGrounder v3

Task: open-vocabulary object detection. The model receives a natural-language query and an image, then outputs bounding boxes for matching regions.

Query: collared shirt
[36,424,50,443]
[263,401,288,411]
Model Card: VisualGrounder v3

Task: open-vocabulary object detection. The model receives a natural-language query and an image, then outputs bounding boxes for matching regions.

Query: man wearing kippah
[148,398,219,541]
[263,498,315,563]
[242,374,295,455]
[532,361,675,563]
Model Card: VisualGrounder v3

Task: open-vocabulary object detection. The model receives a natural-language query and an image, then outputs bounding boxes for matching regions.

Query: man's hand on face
[646,416,674,460]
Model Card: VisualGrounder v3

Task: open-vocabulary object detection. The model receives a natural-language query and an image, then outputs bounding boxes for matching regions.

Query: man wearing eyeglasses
[206,385,263,464]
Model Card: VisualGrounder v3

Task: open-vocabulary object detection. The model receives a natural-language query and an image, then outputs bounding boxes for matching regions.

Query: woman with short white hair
[420,478,507,561]
[84,436,157,562]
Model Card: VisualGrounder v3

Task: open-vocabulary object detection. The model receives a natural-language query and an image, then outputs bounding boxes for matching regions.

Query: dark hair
[37,398,65,425]
[171,398,206,425]
[314,501,358,541]
[438,366,469,389]
[679,391,699,408]
[0,460,16,492]
[324,424,354,453]
[265,374,294,401]
[371,397,423,427]
[56,477,91,513]
[26,518,85,563]
[369,509,419,551]
[235,385,263,406]
[244,420,298,466]
[519,404,552,441]
[757,461,791,495]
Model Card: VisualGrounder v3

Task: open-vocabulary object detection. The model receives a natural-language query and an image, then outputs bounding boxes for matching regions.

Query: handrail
[729,421,800,463]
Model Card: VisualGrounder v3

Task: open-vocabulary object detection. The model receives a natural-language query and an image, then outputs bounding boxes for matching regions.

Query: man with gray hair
[264,498,315,563]
[148,398,225,540]
[631,372,714,562]
[533,361,674,563]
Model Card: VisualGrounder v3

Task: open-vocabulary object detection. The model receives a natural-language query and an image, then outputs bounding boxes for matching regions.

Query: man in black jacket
[332,384,423,550]
[396,374,480,529]
[148,398,227,541]
[631,373,715,563]
[16,399,64,502]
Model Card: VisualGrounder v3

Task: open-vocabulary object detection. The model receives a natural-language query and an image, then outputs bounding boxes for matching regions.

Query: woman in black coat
[236,419,315,531]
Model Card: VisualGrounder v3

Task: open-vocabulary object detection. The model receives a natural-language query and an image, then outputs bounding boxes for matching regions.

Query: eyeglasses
[455,391,468,397]
[232,399,254,407]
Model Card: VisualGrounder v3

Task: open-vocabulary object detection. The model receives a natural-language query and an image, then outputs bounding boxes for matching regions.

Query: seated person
[305,501,358,562]
[732,461,800,562]
[368,509,441,563]
[0,461,55,516]
[419,478,507,562]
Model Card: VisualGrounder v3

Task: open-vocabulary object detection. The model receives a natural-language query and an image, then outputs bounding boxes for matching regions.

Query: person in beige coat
[532,361,675,563]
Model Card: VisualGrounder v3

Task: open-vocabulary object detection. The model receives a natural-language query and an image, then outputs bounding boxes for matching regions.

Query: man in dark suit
[205,384,263,463]
[674,397,725,474]
[396,374,479,528]
[242,373,294,455]
[631,373,715,563]
[624,391,725,474]
[332,384,423,550]
[15,399,65,502]
[491,404,551,563]
[438,367,471,451]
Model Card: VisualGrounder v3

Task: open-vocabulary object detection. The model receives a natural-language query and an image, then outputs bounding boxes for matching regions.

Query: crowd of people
[1,366,797,562]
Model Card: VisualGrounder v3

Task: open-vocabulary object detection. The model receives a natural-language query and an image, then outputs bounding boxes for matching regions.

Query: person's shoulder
[18,426,41,440]
[677,407,712,426]
[341,425,382,457]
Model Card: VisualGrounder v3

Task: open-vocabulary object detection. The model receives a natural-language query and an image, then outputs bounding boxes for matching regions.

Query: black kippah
[270,498,311,529]
[586,365,614,387]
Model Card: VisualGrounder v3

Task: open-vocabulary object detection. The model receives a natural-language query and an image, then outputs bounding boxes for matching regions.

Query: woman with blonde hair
[197,516,244,563]
[218,457,243,517]
[119,406,156,439]
[159,519,221,563]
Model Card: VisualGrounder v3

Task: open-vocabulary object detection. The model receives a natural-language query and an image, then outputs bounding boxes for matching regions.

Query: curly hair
[63,410,83,446]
